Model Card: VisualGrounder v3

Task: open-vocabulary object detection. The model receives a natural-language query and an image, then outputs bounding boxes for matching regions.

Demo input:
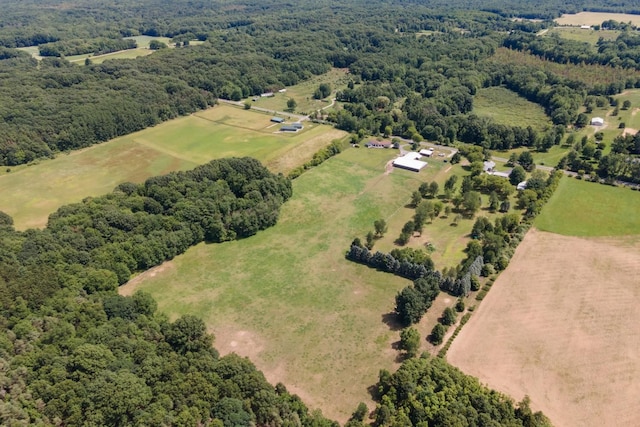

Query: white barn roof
[591,117,604,126]
[419,148,434,156]
[393,152,428,172]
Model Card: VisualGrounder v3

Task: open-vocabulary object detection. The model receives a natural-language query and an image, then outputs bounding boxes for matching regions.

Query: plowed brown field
[447,228,640,427]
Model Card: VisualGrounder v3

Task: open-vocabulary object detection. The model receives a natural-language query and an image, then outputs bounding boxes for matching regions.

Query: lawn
[248,68,350,115]
[123,35,173,48]
[473,87,552,132]
[119,147,427,422]
[535,176,640,236]
[0,105,345,229]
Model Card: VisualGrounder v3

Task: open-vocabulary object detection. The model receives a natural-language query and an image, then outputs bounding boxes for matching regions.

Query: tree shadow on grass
[381,312,403,331]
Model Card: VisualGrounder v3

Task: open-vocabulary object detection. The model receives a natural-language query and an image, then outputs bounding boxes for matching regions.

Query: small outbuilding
[365,140,392,148]
[280,125,299,132]
[517,181,528,191]
[483,160,496,172]
[419,148,434,157]
[292,122,303,129]
[271,117,285,123]
[393,152,428,172]
[591,117,604,126]
[490,171,511,179]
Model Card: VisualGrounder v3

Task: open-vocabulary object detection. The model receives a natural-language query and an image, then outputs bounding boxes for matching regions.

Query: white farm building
[393,152,428,172]
[591,117,604,126]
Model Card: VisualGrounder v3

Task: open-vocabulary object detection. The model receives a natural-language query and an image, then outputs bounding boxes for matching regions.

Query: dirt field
[447,228,640,427]
[556,12,640,26]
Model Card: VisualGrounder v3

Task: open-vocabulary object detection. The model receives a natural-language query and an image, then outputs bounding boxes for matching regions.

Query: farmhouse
[271,117,285,123]
[365,140,392,148]
[392,152,427,172]
[591,117,604,126]
[280,125,299,132]
[483,160,496,172]
[419,148,434,157]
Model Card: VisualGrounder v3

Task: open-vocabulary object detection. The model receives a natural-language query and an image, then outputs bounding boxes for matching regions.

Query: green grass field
[536,176,640,236]
[248,68,350,115]
[473,87,553,132]
[123,35,173,48]
[546,27,619,46]
[0,105,345,229]
[120,147,428,421]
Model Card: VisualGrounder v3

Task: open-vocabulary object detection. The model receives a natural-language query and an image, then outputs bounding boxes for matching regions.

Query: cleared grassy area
[123,35,172,48]
[556,12,640,26]
[67,48,154,64]
[473,87,552,132]
[0,105,344,229]
[248,68,350,115]
[120,147,425,421]
[546,27,619,45]
[536,176,640,236]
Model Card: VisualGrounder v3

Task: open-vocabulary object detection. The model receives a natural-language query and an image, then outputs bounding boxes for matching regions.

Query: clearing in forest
[556,12,640,26]
[248,68,350,114]
[546,27,619,46]
[446,228,640,427]
[0,104,343,229]
[119,147,462,422]
[473,87,552,132]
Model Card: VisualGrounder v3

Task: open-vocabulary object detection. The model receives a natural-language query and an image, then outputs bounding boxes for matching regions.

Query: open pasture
[473,87,552,132]
[119,147,432,421]
[556,11,640,26]
[535,176,640,236]
[546,27,619,45]
[0,105,343,229]
[447,228,640,427]
[248,68,350,114]
[123,35,173,48]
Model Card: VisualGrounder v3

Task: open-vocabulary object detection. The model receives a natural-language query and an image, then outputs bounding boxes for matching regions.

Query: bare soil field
[447,228,640,427]
[556,12,640,26]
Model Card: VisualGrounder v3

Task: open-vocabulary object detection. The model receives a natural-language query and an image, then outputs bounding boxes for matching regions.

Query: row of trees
[0,156,340,425]
[373,356,552,426]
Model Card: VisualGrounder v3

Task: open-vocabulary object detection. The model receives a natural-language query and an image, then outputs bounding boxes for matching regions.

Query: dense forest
[1,0,640,425]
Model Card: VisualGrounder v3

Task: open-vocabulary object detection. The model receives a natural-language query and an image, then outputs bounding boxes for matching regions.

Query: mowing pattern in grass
[120,148,422,421]
[473,87,552,132]
[535,176,640,236]
[0,105,344,229]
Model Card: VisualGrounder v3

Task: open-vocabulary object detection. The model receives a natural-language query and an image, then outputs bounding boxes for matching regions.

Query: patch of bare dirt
[622,127,638,137]
[631,107,640,117]
[118,261,174,296]
[447,229,640,427]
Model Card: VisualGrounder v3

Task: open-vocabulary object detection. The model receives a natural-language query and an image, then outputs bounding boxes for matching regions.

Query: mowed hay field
[119,148,443,421]
[0,105,344,229]
[447,178,640,427]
